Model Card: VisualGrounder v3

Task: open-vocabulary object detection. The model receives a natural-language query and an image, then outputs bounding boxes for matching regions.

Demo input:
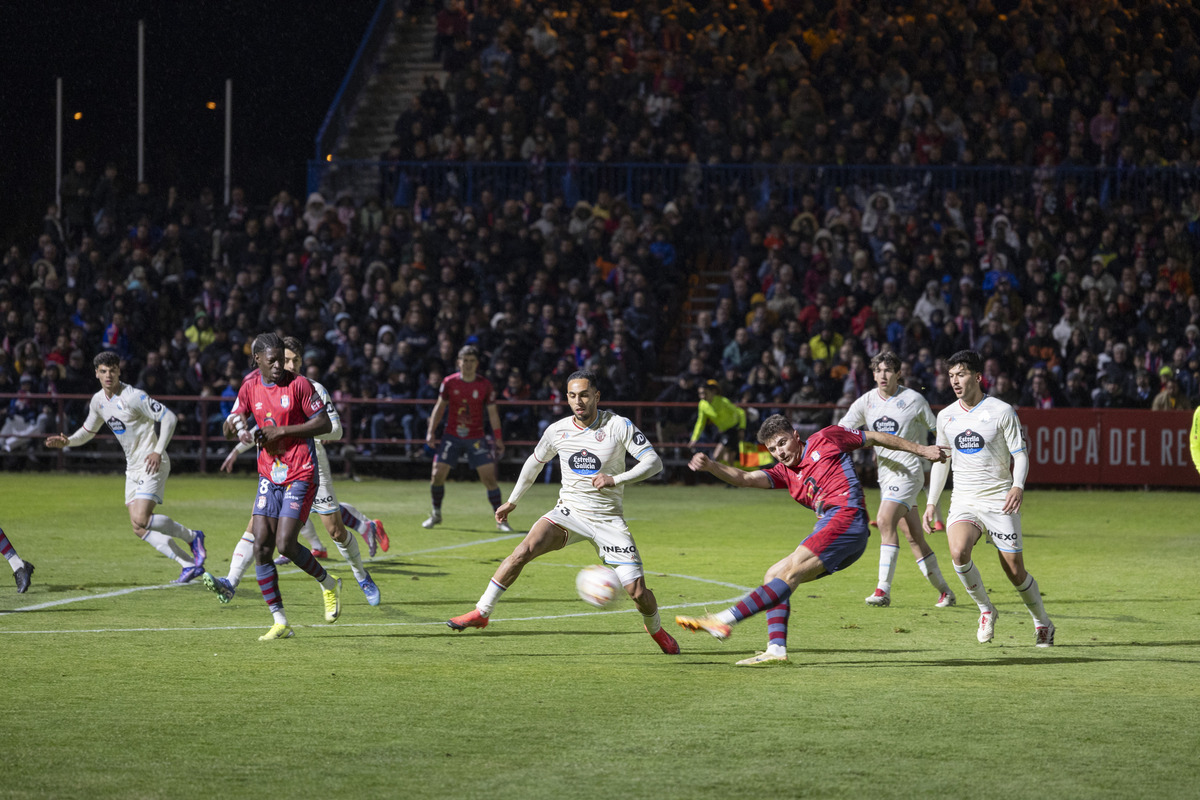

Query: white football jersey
[935,396,1026,501]
[534,410,656,517]
[308,378,341,447]
[82,384,172,467]
[839,387,935,476]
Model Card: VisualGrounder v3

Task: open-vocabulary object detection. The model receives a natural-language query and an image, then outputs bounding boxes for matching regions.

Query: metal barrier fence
[307,160,1200,214]
[6,394,1193,487]
[0,393,834,473]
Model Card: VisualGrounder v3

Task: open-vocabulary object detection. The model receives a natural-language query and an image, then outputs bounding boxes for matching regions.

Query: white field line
[0,534,750,634]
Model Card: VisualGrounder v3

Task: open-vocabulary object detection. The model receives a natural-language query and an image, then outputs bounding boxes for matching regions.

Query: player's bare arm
[487,402,505,457]
[426,397,447,446]
[863,430,948,463]
[688,452,772,488]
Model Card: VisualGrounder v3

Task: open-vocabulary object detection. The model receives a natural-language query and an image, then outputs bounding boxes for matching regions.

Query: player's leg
[423,456,452,528]
[136,463,207,576]
[0,527,34,593]
[678,545,822,643]
[251,510,292,640]
[127,497,196,582]
[447,514,569,630]
[338,501,385,555]
[274,481,341,623]
[475,460,508,531]
[678,505,867,662]
[201,518,253,603]
[621,574,680,655]
[898,506,954,606]
[597,519,678,654]
[320,512,380,606]
[866,499,906,606]
[993,519,1053,646]
[945,513,996,643]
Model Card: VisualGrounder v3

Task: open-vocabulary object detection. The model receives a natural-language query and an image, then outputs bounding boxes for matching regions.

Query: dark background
[1,0,381,245]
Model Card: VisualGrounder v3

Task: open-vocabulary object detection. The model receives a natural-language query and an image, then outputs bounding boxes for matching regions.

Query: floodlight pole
[224,79,232,206]
[55,77,63,210]
[137,19,145,182]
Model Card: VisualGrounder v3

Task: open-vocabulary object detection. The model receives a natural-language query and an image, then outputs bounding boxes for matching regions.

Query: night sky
[1,0,381,244]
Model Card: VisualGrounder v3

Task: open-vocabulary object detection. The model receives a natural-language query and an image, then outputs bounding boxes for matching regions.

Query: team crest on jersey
[896,399,907,409]
[955,429,985,454]
[255,402,263,411]
[257,495,266,509]
[281,396,290,408]
[595,429,605,442]
[472,390,479,399]
[107,416,126,434]
[568,449,601,475]
[872,416,899,434]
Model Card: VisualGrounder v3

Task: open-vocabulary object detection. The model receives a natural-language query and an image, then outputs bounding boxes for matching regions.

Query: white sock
[917,552,952,594]
[142,531,191,567]
[318,573,338,592]
[765,643,787,657]
[333,531,367,583]
[227,532,256,587]
[340,502,369,533]
[642,609,662,634]
[149,514,195,542]
[714,608,737,626]
[5,551,25,571]
[1016,574,1051,627]
[272,609,288,626]
[953,560,992,611]
[477,578,507,614]
[877,543,899,593]
[299,519,324,551]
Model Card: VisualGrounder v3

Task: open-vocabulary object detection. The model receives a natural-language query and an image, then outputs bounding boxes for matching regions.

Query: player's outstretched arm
[864,430,948,463]
[46,425,97,450]
[688,452,772,488]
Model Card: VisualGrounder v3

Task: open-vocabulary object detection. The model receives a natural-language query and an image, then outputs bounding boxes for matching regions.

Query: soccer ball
[575,564,622,608]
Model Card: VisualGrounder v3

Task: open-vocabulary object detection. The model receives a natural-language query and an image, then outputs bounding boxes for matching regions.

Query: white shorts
[947,498,1023,553]
[125,456,170,505]
[311,444,339,516]
[541,502,644,584]
[877,466,922,509]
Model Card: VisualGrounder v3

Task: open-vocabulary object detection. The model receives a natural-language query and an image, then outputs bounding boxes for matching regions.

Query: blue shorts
[252,478,316,523]
[435,435,494,469]
[802,505,870,577]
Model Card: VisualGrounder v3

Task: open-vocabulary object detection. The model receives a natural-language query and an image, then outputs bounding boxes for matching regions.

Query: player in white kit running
[45,352,207,583]
[445,370,680,655]
[202,338,387,606]
[923,350,1055,647]
[839,352,954,608]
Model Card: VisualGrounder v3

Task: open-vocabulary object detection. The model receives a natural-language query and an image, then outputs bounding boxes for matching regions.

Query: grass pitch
[2,472,1198,799]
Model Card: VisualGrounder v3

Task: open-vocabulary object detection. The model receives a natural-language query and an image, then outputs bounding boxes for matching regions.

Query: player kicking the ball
[223,333,341,641]
[46,352,207,584]
[676,414,947,665]
[203,337,387,607]
[839,352,955,608]
[923,350,1055,647]
[446,370,680,655]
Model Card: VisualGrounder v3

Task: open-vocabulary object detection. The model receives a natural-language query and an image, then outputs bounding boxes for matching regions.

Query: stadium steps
[325,10,442,199]
[657,247,726,374]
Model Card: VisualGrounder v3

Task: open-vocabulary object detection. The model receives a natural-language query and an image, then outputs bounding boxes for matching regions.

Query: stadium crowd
[5,0,1200,463]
